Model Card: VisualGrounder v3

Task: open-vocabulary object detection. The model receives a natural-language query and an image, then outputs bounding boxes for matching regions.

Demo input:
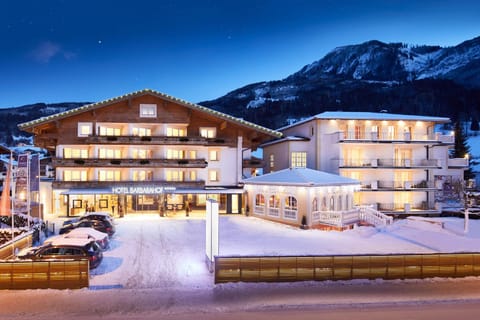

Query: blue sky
[1,0,479,108]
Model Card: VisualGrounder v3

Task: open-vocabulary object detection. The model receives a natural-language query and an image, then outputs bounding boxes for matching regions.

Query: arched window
[312,198,318,212]
[346,194,350,210]
[329,196,335,211]
[284,196,298,220]
[268,195,280,217]
[321,197,327,211]
[338,195,343,211]
[254,194,265,214]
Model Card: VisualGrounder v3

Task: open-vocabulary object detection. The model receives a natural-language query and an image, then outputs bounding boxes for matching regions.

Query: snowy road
[3,214,480,319]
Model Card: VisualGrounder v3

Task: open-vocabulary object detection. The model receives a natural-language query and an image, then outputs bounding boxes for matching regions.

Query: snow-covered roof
[278,111,451,130]
[67,227,108,240]
[18,88,282,139]
[260,136,310,148]
[243,167,360,187]
[44,235,94,247]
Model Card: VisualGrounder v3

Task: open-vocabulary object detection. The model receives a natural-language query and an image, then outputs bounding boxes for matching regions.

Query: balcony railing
[373,202,439,213]
[52,180,205,190]
[361,180,438,190]
[242,158,265,168]
[339,158,441,168]
[338,131,452,144]
[447,157,469,168]
[83,135,235,146]
[53,157,208,168]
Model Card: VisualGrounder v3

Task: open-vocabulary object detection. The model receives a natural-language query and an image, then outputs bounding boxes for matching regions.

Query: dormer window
[139,104,157,118]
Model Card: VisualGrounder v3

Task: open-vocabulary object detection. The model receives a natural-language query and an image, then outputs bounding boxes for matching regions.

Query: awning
[59,188,244,195]
[60,189,113,195]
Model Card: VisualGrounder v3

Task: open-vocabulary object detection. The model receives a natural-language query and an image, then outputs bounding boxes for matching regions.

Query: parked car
[16,237,103,269]
[60,219,116,237]
[62,211,114,226]
[45,227,110,250]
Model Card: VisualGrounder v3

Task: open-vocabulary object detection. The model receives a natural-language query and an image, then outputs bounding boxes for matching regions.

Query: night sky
[1,0,479,108]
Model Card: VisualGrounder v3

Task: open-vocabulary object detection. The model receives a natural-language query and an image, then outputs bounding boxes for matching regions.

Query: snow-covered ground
[3,213,480,319]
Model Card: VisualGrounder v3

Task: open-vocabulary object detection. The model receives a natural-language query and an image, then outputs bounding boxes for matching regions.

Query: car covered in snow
[16,237,103,269]
[60,218,116,237]
[45,227,110,250]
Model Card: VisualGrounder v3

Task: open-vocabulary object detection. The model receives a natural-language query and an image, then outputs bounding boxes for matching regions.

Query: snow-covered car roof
[66,227,108,240]
[43,235,95,247]
[16,246,39,257]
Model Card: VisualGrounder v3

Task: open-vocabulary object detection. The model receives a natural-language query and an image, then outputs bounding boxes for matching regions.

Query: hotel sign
[111,186,177,194]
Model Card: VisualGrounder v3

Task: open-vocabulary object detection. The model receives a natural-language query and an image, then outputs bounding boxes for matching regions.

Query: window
[99,170,121,181]
[132,127,152,136]
[209,170,219,182]
[132,149,152,159]
[209,150,219,161]
[140,104,157,118]
[255,194,265,214]
[166,170,184,182]
[284,196,298,220]
[269,154,275,170]
[167,149,185,159]
[64,148,88,159]
[188,170,197,181]
[268,195,280,217]
[166,127,186,137]
[312,198,318,212]
[99,126,121,136]
[291,152,307,168]
[63,170,87,181]
[78,122,92,137]
[189,150,197,159]
[98,148,122,159]
[133,170,153,181]
[200,127,216,138]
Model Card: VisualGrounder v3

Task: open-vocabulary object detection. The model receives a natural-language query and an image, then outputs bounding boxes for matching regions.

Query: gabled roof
[278,111,450,131]
[18,89,282,138]
[243,168,360,187]
[260,136,309,148]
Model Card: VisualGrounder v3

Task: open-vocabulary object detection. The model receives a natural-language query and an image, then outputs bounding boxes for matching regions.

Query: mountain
[0,102,89,146]
[200,37,480,129]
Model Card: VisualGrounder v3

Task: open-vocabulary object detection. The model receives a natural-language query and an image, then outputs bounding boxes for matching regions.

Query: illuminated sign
[111,186,177,194]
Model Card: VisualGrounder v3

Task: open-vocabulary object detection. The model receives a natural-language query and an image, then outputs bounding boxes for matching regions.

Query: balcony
[373,202,441,214]
[243,157,265,168]
[361,180,438,191]
[339,158,441,168]
[52,180,206,190]
[337,131,451,144]
[447,157,469,168]
[83,135,236,146]
[53,157,208,168]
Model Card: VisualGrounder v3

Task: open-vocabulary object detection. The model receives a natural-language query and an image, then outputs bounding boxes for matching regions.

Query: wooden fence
[214,253,480,284]
[0,232,33,260]
[0,259,89,289]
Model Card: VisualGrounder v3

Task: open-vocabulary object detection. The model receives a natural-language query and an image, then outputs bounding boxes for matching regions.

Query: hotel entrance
[56,187,244,217]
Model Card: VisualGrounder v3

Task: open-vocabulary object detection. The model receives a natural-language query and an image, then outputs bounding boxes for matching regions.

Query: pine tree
[453,121,475,180]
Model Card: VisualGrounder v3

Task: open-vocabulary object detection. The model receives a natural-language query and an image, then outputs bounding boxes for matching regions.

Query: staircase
[312,205,393,229]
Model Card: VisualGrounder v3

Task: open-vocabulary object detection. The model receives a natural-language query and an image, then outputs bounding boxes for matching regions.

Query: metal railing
[311,206,391,228]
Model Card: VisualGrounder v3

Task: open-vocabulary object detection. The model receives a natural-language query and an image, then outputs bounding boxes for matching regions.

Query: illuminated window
[99,170,121,181]
[98,148,122,159]
[166,127,186,137]
[200,127,216,138]
[291,152,307,168]
[78,123,92,137]
[269,154,274,169]
[209,170,219,182]
[167,149,185,159]
[209,150,219,161]
[139,104,157,118]
[132,149,152,159]
[189,170,197,181]
[312,198,318,211]
[166,170,184,182]
[133,170,153,181]
[99,126,121,136]
[284,196,298,220]
[132,127,151,136]
[189,150,197,159]
[63,170,87,181]
[64,148,88,159]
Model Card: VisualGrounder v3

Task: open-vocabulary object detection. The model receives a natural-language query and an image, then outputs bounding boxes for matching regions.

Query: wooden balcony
[52,157,208,168]
[52,180,206,190]
[83,135,236,147]
[242,157,265,168]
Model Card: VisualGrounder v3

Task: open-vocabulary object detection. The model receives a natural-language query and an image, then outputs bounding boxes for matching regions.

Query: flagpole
[27,153,31,231]
[10,152,15,257]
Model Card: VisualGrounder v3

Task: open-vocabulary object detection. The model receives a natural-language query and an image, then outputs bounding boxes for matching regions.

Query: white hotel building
[262,111,468,215]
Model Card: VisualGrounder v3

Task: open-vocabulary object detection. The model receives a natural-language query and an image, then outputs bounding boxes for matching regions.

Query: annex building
[18,89,281,217]
[262,111,468,215]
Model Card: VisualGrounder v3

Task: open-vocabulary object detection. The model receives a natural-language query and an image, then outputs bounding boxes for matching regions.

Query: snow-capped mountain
[201,36,480,129]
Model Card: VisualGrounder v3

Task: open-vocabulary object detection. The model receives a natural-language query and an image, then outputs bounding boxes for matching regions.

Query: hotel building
[18,89,281,217]
[262,111,468,214]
